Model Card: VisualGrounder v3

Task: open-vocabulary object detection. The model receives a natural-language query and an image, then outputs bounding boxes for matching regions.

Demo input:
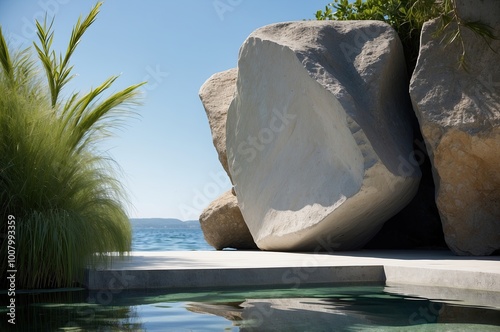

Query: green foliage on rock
[0,2,144,289]
[315,0,496,73]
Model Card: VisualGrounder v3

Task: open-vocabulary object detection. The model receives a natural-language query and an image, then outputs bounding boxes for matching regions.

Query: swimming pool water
[2,284,499,331]
[3,227,499,330]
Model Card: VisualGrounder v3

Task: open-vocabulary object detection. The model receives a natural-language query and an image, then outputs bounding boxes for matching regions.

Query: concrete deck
[85,250,500,297]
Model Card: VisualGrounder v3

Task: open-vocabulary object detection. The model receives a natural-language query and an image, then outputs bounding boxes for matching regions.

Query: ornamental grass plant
[0,2,144,289]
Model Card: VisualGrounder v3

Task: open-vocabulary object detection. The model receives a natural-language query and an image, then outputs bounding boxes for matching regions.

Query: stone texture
[365,140,446,250]
[409,1,500,255]
[199,68,238,178]
[226,21,420,251]
[199,190,257,250]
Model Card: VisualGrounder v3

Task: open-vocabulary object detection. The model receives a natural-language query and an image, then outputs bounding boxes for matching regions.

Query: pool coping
[84,250,500,295]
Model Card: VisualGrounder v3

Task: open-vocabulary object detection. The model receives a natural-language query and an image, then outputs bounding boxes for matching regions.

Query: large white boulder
[410,1,500,255]
[226,21,420,251]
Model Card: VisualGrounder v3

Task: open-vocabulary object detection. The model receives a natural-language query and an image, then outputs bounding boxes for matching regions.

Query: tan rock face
[199,190,257,250]
[410,1,500,255]
[199,68,238,179]
[434,129,500,255]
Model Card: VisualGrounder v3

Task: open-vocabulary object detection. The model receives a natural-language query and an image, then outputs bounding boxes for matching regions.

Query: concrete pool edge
[84,250,500,293]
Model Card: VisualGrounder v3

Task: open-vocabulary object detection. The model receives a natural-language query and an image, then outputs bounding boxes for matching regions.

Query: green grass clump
[0,2,144,289]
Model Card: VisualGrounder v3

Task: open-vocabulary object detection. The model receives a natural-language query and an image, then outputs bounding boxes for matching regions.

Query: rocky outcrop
[199,190,257,250]
[199,69,251,249]
[409,1,500,255]
[199,68,238,178]
[365,143,446,250]
[226,21,420,251]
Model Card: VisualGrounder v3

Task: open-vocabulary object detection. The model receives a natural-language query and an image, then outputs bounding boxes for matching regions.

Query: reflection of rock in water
[240,298,375,331]
[438,305,500,326]
[385,284,500,310]
[186,296,500,331]
[187,302,243,325]
[186,298,373,331]
[188,298,376,331]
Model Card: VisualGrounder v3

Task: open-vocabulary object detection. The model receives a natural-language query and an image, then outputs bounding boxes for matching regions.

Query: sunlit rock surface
[199,190,257,250]
[410,1,500,255]
[199,68,238,179]
[226,21,420,251]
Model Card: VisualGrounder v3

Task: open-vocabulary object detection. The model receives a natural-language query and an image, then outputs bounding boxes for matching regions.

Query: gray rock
[409,1,500,255]
[199,68,238,179]
[226,21,420,251]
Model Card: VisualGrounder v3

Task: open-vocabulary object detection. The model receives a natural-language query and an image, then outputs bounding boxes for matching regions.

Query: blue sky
[0,0,328,220]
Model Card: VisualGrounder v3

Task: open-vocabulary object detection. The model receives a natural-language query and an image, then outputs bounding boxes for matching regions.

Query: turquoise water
[132,227,213,251]
[3,227,499,330]
[2,285,500,331]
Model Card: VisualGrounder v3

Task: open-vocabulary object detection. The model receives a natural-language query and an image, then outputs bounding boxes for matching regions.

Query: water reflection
[186,288,500,331]
[0,289,144,331]
[1,285,499,331]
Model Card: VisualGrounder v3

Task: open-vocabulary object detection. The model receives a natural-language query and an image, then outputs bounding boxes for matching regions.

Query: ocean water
[131,224,213,251]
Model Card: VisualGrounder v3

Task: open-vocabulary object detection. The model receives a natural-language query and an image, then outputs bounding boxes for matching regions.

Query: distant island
[130,218,201,229]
